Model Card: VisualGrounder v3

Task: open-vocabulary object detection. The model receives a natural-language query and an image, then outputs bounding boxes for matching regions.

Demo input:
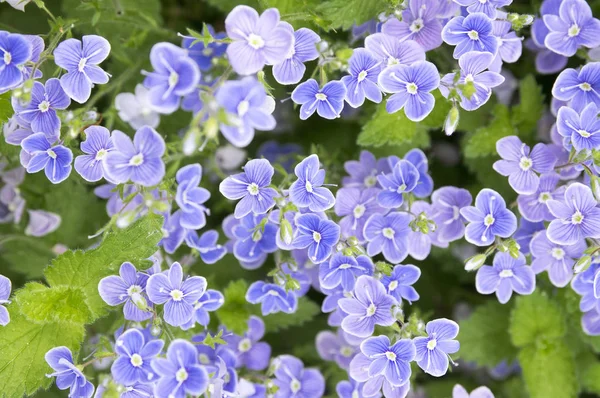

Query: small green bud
[575,255,592,274]
[279,218,293,246]
[591,175,600,203]
[465,254,487,271]
[347,236,359,247]
[375,261,394,276]
[335,48,354,63]
[444,106,460,136]
[131,292,149,312]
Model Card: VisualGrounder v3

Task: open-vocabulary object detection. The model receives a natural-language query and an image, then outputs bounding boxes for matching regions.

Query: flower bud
[131,292,149,311]
[444,106,460,136]
[591,176,600,203]
[465,254,487,271]
[347,236,359,247]
[182,127,201,156]
[279,218,293,246]
[575,255,592,274]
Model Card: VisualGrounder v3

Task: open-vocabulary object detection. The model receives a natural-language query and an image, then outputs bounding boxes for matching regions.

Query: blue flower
[232,213,278,265]
[272,24,320,85]
[115,84,161,129]
[45,346,94,398]
[291,79,347,120]
[289,154,335,212]
[98,262,153,322]
[378,61,440,121]
[513,218,545,255]
[160,210,189,254]
[453,384,495,398]
[111,328,164,385]
[364,33,425,72]
[543,0,600,57]
[0,274,11,326]
[431,186,472,243]
[530,229,586,288]
[181,25,227,71]
[223,316,272,371]
[376,159,420,208]
[381,0,443,51]
[12,78,70,141]
[381,264,421,304]
[219,158,278,219]
[342,150,390,189]
[215,77,276,148]
[320,253,374,291]
[339,275,396,338]
[183,288,224,329]
[224,5,294,75]
[53,35,111,103]
[556,103,600,152]
[336,379,369,398]
[442,13,498,59]
[517,173,563,222]
[0,31,32,92]
[402,148,433,198]
[74,126,114,182]
[187,230,227,264]
[175,163,210,229]
[21,133,73,184]
[246,281,297,315]
[356,334,415,386]
[460,189,517,247]
[341,48,382,108]
[104,126,166,187]
[454,0,512,18]
[335,187,386,243]
[146,262,207,327]
[476,252,536,304]
[316,329,359,369]
[293,213,340,264]
[413,318,459,377]
[142,42,200,114]
[364,212,411,263]
[151,339,208,398]
[273,355,325,398]
[553,63,600,112]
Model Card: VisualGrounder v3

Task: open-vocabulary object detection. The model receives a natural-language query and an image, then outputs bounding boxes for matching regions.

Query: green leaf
[0,91,12,125]
[519,340,577,398]
[0,311,85,397]
[216,279,257,334]
[463,104,514,158]
[581,362,600,394]
[509,291,565,348]
[263,297,320,333]
[357,103,429,149]
[316,0,388,30]
[511,75,545,139]
[16,283,93,325]
[458,301,518,367]
[204,0,259,13]
[44,215,163,319]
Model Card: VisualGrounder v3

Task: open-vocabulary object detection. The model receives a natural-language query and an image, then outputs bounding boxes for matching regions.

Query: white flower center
[129,153,144,166]
[410,18,424,33]
[580,82,592,91]
[366,303,377,316]
[3,51,11,65]
[382,227,395,239]
[484,214,495,226]
[468,30,479,40]
[95,148,108,161]
[202,48,213,56]
[519,157,532,171]
[572,210,584,224]
[551,247,565,260]
[38,100,50,113]
[465,74,475,83]
[78,58,87,72]
[388,280,398,291]
[247,182,260,196]
[305,180,313,192]
[358,70,368,82]
[364,175,377,187]
[577,129,591,138]
[499,269,514,278]
[339,263,352,270]
[315,92,327,101]
[538,192,551,203]
[353,204,366,219]
[568,24,581,37]
[247,33,265,49]
[199,354,210,364]
[237,100,250,116]
[313,231,322,243]
[396,183,407,193]
[238,338,252,353]
[290,380,302,393]
[127,285,142,297]
[130,354,143,367]
[46,149,57,159]
[387,57,400,66]
[385,351,397,360]
[168,72,179,87]
[175,368,188,382]
[406,83,418,95]
[341,346,354,357]
[170,289,184,301]
[427,339,437,350]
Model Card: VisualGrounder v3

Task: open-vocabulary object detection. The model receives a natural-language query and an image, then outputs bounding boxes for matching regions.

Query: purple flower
[364,212,411,263]
[439,51,505,111]
[342,150,389,189]
[413,318,460,377]
[335,187,386,243]
[476,252,536,304]
[160,210,188,254]
[378,61,440,122]
[291,79,347,120]
[517,173,564,222]
[376,159,420,208]
[453,384,495,398]
[514,219,545,255]
[216,77,276,148]
[223,316,272,371]
[489,21,523,73]
[289,154,335,212]
[528,5,568,75]
[349,350,411,397]
[142,42,200,114]
[53,35,110,103]
[182,289,224,329]
[111,328,164,385]
[402,149,433,198]
[358,334,415,386]
[342,48,382,108]
[543,0,600,57]
[146,262,207,327]
[225,5,294,75]
[336,379,371,398]
[316,329,358,369]
[24,209,61,237]
[12,78,70,141]
[320,253,374,291]
[151,339,208,398]
[582,307,600,336]
[232,213,278,265]
[552,63,600,112]
[431,186,472,243]
[571,263,600,313]
[408,201,445,260]
[175,164,210,229]
[45,347,94,398]
[530,229,586,287]
[21,133,73,184]
[364,33,425,71]
[442,13,498,58]
[98,262,153,322]
[272,24,320,85]
[339,275,396,337]
[74,126,114,182]
[181,25,227,71]
[246,281,297,315]
[294,213,340,264]
[0,274,11,326]
[493,136,556,195]
[104,126,166,187]
[273,355,325,398]
[454,0,512,18]
[187,230,227,264]
[0,32,32,92]
[381,264,421,304]
[219,158,277,219]
[381,0,443,51]
[556,103,600,151]
[115,84,160,129]
[547,182,600,245]
[460,189,517,247]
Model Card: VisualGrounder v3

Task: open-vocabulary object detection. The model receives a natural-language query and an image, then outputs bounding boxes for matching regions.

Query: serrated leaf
[0,311,85,398]
[458,301,518,367]
[463,104,514,158]
[263,296,320,333]
[357,103,429,149]
[44,215,163,319]
[216,279,257,334]
[16,283,93,325]
[316,0,388,30]
[519,340,577,398]
[511,75,545,139]
[509,291,565,348]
